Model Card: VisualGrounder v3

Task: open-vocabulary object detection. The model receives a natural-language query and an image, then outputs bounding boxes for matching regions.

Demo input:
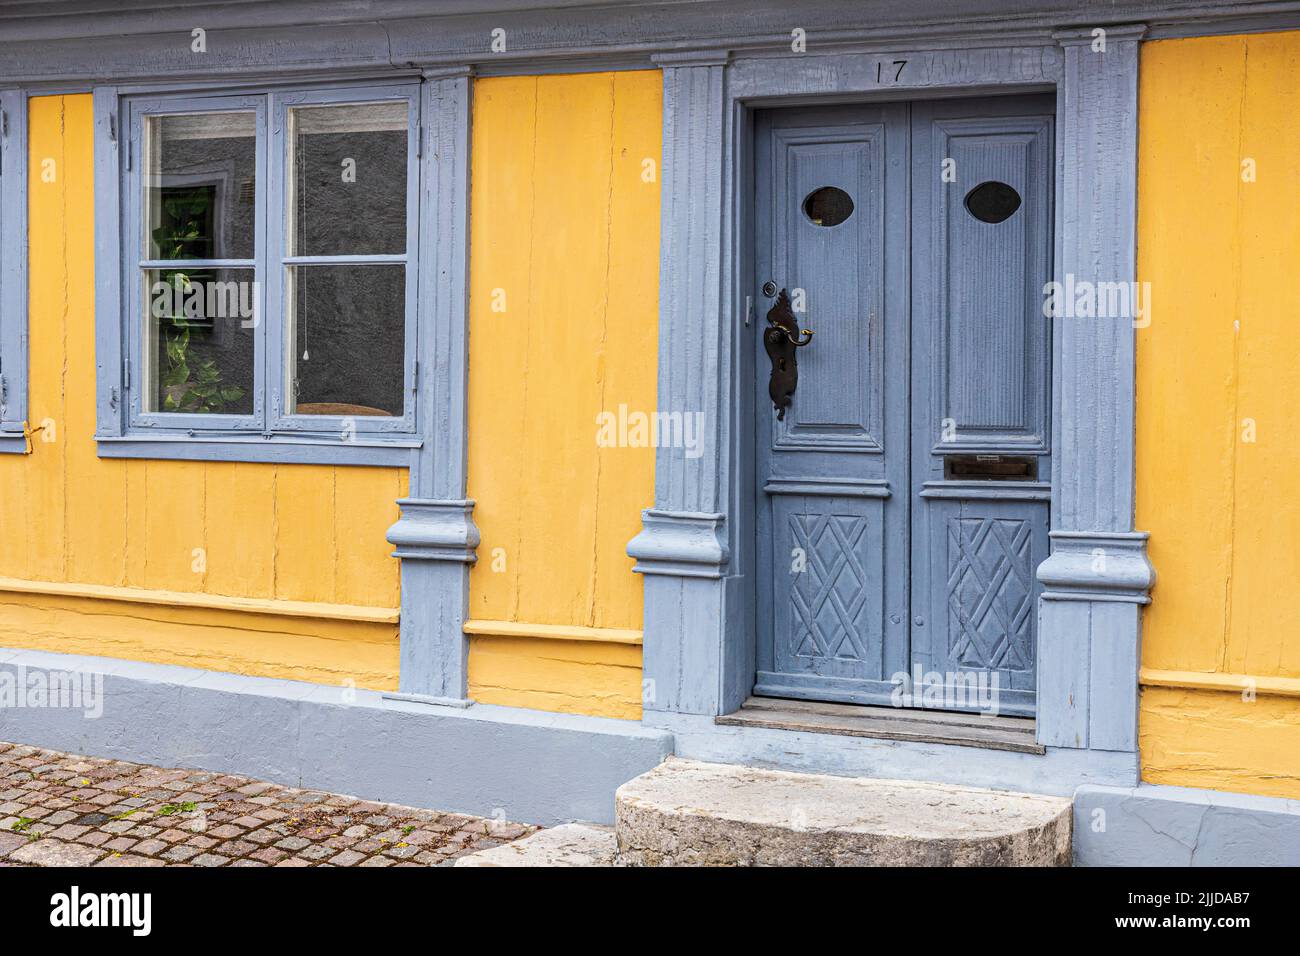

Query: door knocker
[763,288,814,420]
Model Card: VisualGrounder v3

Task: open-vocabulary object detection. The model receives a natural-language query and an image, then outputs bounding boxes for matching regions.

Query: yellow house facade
[0,0,1297,865]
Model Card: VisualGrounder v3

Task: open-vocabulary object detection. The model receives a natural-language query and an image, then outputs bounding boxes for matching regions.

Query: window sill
[0,432,28,455]
[95,433,419,467]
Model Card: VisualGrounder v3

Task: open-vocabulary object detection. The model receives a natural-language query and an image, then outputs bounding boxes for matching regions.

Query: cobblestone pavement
[0,741,539,867]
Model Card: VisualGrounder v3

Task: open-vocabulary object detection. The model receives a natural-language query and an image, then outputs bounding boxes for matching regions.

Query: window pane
[287,102,408,256]
[286,264,404,417]
[144,112,257,261]
[143,268,256,415]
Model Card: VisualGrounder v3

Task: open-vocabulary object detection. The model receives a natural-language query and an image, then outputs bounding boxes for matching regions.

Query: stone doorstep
[453,824,618,867]
[453,757,1073,867]
[615,758,1073,867]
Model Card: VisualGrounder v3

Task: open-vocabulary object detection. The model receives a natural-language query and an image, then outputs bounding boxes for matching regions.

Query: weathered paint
[468,636,644,719]
[0,592,398,688]
[1137,32,1300,799]
[465,72,661,719]
[0,94,403,689]
[1074,783,1300,866]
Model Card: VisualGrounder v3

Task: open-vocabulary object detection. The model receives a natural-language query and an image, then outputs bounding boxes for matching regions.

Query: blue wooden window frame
[0,89,28,454]
[268,86,420,438]
[125,93,269,437]
[95,80,422,466]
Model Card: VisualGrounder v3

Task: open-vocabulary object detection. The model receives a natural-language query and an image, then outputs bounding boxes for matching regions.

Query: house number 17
[877,59,908,82]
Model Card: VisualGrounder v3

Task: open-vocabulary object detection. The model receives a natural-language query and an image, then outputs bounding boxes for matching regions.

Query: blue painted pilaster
[629,52,737,718]
[1036,27,1153,759]
[388,498,478,704]
[386,68,478,706]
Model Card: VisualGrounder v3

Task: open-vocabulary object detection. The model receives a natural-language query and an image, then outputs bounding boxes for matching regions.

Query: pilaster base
[387,497,479,702]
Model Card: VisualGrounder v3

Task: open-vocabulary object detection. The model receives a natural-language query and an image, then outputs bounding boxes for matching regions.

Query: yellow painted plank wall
[1137,33,1300,798]
[0,94,403,689]
[465,72,661,719]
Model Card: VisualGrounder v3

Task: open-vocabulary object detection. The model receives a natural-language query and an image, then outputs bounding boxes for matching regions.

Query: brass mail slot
[943,454,1038,481]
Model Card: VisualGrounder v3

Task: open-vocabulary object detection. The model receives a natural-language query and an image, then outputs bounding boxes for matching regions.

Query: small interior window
[964,180,1022,224]
[802,186,854,227]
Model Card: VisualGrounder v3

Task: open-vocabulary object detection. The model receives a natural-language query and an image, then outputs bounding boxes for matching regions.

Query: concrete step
[615,758,1072,866]
[454,823,618,867]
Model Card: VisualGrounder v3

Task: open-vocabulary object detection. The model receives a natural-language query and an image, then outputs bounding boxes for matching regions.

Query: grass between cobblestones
[0,741,539,867]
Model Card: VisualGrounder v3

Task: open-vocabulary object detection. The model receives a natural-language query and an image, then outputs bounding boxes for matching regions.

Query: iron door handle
[763,287,814,420]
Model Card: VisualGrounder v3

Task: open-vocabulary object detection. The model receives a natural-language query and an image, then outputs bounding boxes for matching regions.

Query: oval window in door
[964,180,1022,224]
[802,186,854,227]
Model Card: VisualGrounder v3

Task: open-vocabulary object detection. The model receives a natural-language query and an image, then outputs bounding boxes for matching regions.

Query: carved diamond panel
[946,517,1034,671]
[789,513,869,662]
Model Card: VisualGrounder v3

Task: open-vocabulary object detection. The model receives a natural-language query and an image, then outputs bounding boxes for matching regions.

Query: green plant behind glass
[152,186,245,414]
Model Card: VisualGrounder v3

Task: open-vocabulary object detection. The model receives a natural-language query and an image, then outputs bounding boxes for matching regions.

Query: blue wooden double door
[754,95,1054,717]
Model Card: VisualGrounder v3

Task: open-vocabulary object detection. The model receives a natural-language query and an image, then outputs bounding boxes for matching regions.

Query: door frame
[749,96,1057,717]
[629,30,1155,794]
